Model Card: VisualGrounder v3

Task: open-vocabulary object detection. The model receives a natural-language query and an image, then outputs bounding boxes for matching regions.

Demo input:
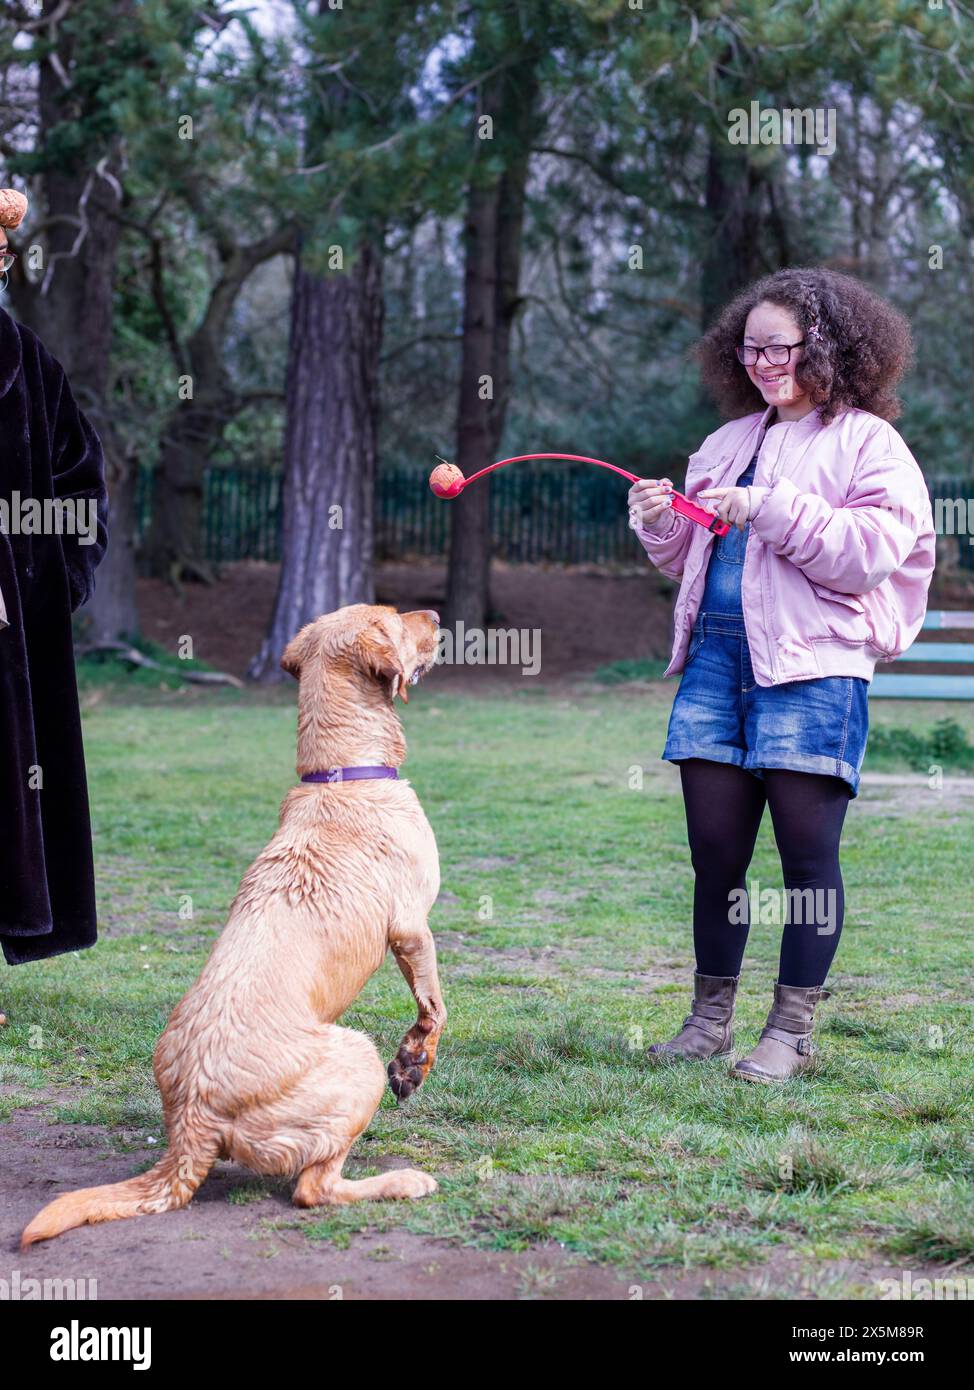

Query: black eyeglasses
[736,340,805,366]
[0,251,17,274]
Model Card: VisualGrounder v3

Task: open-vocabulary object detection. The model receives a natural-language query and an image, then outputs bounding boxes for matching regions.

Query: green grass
[593,657,669,684]
[863,717,974,772]
[2,678,973,1289]
[76,636,225,692]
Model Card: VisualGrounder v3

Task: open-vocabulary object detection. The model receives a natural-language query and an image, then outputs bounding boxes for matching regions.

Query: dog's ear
[356,615,409,702]
[280,623,317,680]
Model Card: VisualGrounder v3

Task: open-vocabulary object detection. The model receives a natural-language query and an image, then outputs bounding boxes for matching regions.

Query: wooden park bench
[869,611,974,699]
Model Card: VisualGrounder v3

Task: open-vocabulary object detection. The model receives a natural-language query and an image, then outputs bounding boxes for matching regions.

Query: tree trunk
[865,112,892,291]
[17,180,136,643]
[444,179,499,631]
[143,388,227,585]
[248,238,383,682]
[700,135,770,329]
[142,275,244,585]
[444,52,540,631]
[10,0,134,640]
[142,225,295,583]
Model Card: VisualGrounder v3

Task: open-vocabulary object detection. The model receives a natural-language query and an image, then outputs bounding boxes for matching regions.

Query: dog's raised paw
[387,1045,427,1101]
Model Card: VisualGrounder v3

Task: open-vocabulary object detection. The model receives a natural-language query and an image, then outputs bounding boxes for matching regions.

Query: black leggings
[678,759,852,988]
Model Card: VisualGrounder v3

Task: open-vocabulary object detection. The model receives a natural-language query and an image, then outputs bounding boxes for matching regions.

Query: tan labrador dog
[22,605,446,1247]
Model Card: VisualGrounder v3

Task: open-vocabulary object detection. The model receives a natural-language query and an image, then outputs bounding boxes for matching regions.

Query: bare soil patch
[2,1095,633,1300]
[135,559,974,691]
[136,559,681,688]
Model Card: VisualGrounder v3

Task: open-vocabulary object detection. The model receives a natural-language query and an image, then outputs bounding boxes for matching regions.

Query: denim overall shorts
[661,452,870,797]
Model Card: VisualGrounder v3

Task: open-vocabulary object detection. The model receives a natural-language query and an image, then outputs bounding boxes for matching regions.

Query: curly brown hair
[694,267,913,424]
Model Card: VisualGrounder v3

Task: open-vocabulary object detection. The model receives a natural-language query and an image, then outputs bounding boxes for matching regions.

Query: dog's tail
[20,1139,217,1249]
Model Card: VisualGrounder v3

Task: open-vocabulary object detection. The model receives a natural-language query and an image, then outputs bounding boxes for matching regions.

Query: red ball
[429,462,464,498]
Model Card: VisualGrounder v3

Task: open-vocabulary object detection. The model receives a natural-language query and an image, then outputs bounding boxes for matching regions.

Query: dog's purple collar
[301,766,399,784]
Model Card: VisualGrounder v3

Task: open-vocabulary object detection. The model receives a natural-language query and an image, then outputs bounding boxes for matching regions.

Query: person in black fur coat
[0,190,109,969]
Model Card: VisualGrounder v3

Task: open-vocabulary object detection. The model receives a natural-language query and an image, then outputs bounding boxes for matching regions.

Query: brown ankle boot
[648,972,738,1060]
[732,981,831,1083]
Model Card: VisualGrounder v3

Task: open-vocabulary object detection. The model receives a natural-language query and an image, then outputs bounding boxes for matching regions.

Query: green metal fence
[928,475,974,572]
[134,464,974,568]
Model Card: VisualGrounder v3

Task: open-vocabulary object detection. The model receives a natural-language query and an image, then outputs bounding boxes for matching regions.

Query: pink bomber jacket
[635,404,936,686]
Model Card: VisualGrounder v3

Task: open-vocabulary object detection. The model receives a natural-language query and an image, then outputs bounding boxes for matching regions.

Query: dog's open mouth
[392,658,434,703]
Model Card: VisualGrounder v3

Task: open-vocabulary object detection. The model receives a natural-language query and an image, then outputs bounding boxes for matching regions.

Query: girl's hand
[696,485,751,531]
[628,477,674,535]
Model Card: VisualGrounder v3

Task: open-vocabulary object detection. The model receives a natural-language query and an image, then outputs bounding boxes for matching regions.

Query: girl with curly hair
[628,267,935,1082]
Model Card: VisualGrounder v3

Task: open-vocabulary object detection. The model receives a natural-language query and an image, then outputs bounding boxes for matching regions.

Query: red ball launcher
[428,453,730,536]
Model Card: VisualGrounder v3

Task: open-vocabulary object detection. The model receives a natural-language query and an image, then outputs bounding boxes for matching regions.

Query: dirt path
[3,1096,634,1300]
[136,559,974,689]
[136,559,692,687]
